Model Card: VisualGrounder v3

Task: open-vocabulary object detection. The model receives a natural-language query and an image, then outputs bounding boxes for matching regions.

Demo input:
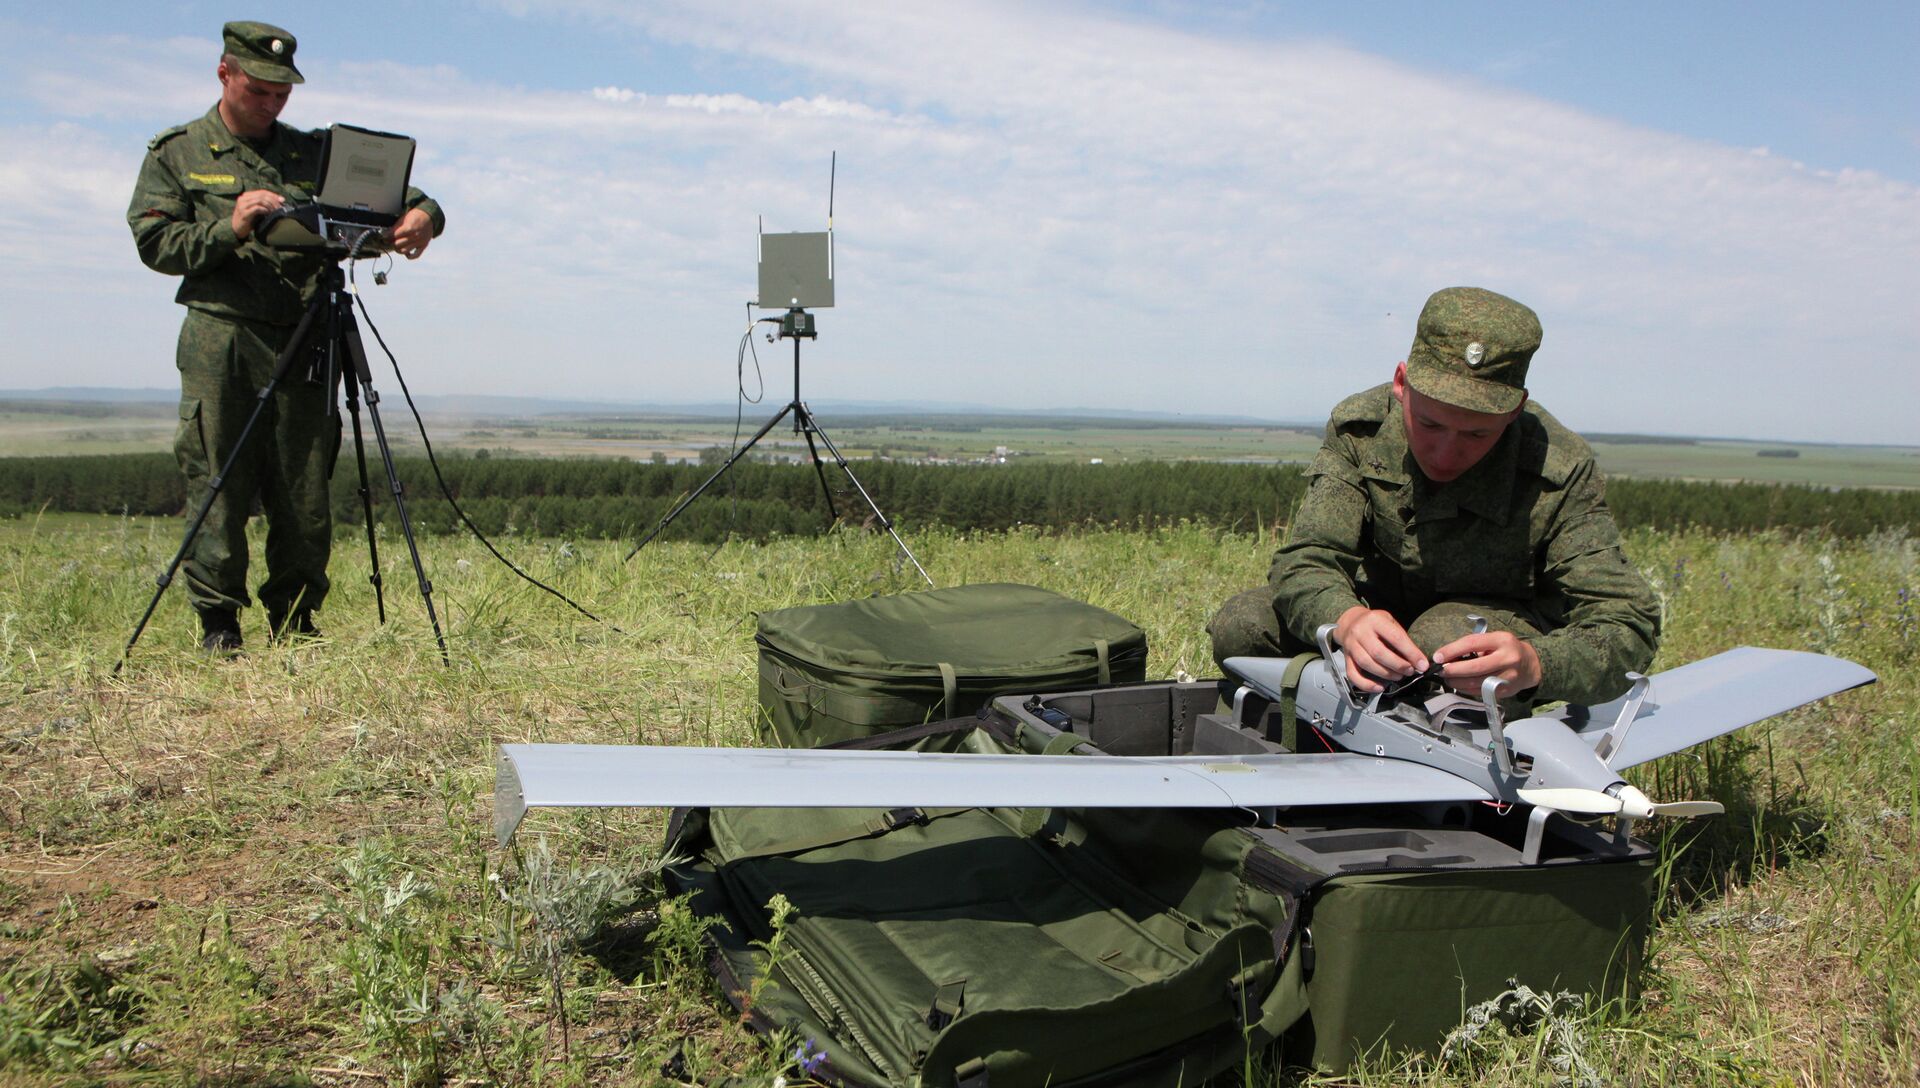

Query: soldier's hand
[1333,606,1428,692]
[1433,631,1542,697]
[389,208,433,259]
[230,189,285,241]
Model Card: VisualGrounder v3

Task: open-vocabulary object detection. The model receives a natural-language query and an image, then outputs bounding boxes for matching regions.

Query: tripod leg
[117,299,324,672]
[799,423,841,523]
[795,408,934,588]
[340,306,450,664]
[339,363,387,624]
[624,403,796,560]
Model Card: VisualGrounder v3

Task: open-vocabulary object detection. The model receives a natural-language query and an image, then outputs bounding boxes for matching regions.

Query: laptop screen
[315,123,415,225]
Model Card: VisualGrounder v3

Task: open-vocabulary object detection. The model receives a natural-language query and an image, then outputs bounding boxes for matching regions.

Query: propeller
[1612,785,1724,820]
[1644,800,1726,818]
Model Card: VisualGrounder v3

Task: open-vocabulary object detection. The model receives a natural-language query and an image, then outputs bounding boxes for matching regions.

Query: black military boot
[268,609,322,643]
[198,608,243,654]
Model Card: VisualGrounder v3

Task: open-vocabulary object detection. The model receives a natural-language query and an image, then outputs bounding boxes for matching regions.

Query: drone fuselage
[1279,658,1630,808]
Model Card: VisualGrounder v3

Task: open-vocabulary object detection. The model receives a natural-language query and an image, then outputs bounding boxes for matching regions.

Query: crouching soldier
[1209,287,1659,708]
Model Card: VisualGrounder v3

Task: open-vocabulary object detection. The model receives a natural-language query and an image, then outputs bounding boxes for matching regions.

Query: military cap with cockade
[222,21,304,84]
[1404,286,1540,415]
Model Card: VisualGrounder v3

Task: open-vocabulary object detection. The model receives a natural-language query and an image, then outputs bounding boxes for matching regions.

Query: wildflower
[792,1038,828,1076]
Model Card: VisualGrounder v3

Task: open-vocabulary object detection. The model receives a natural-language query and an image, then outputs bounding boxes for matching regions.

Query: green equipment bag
[754,583,1148,748]
[664,680,1654,1084]
[997,680,1655,1072]
[1278,861,1651,1069]
[662,719,1311,1088]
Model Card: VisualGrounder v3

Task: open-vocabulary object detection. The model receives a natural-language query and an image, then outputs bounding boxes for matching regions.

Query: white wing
[493,743,1489,844]
[1556,647,1876,769]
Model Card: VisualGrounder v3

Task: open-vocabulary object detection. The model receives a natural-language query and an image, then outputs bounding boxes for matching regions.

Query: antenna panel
[758,230,834,309]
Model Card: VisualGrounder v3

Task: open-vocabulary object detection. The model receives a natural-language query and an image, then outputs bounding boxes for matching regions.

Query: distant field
[1589,437,1920,489]
[0,403,176,456]
[3,399,1914,489]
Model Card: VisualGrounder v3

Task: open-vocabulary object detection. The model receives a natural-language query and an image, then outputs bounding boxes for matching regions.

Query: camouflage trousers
[1207,586,1548,671]
[173,308,340,617]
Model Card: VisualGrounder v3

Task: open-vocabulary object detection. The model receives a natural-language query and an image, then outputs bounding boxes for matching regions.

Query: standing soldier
[128,21,445,651]
[1208,287,1659,708]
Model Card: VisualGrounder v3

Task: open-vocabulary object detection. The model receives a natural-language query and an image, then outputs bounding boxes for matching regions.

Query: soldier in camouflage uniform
[128,22,445,651]
[1208,287,1658,708]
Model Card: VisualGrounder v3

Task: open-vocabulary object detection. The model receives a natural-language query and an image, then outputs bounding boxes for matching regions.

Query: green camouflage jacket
[128,106,443,325]
[1270,383,1659,706]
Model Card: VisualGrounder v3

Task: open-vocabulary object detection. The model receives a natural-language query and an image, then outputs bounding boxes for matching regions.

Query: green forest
[3,451,1916,541]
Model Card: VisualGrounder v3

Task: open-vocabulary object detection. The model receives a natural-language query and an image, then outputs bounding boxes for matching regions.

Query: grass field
[0,513,1915,1084]
[5,400,1915,489]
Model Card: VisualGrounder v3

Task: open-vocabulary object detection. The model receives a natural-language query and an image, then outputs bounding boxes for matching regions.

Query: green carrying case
[677,591,1651,1083]
[663,729,1308,1088]
[754,583,1148,748]
[1281,861,1650,1069]
[666,681,1654,1085]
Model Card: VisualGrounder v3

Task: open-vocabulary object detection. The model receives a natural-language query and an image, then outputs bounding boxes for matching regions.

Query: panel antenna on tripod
[627,154,930,586]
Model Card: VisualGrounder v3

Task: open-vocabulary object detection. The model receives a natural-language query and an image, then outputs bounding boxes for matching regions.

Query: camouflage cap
[1403,287,1540,415]
[222,21,304,84]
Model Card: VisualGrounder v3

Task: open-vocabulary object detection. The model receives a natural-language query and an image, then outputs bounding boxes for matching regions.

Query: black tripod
[624,309,931,586]
[118,256,449,669]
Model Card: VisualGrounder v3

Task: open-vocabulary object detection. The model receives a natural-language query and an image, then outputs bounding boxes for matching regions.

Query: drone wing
[1561,646,1876,770]
[493,743,1489,845]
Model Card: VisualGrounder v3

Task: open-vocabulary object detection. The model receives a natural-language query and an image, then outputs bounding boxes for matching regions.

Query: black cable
[705,310,777,560]
[347,274,623,633]
[740,305,770,409]
[1374,659,1449,700]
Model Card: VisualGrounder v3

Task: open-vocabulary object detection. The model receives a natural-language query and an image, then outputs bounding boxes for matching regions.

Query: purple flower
[793,1039,827,1076]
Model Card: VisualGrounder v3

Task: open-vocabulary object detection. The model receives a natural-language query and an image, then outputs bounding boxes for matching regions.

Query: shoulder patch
[146,125,189,152]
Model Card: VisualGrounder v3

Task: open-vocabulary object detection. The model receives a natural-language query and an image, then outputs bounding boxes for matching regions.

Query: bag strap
[1094,638,1111,684]
[1275,652,1318,752]
[938,661,958,716]
[925,978,967,1030]
[1040,731,1092,756]
[1021,729,1094,837]
[1015,805,1058,839]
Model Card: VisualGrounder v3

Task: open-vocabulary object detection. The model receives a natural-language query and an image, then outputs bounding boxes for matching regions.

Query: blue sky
[2,1,1915,443]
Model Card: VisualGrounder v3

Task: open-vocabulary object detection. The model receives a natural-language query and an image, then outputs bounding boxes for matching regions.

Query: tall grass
[0,513,1912,1084]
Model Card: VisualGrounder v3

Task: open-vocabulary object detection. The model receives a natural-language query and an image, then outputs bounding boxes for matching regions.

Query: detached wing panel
[1593,647,1876,770]
[494,744,1489,844]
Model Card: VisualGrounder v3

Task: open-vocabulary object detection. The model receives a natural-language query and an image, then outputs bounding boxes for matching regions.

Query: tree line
[2,452,1914,541]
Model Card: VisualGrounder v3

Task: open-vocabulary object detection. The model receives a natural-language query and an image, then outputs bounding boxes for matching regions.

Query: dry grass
[0,513,1913,1085]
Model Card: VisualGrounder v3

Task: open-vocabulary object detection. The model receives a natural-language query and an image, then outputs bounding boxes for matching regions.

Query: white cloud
[0,3,1914,444]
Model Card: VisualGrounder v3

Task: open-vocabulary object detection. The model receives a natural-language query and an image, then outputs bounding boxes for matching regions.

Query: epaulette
[1518,402,1589,486]
[147,125,190,152]
[1328,384,1392,436]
